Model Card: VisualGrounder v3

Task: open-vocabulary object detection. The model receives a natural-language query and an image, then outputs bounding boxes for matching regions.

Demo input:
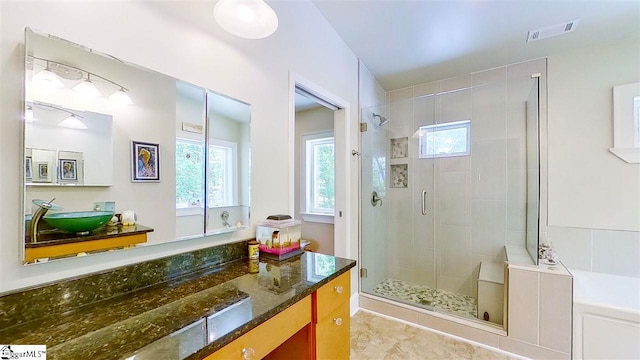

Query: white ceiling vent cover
[527,19,580,42]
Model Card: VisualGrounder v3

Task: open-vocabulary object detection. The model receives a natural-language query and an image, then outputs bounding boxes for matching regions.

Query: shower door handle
[421,190,427,215]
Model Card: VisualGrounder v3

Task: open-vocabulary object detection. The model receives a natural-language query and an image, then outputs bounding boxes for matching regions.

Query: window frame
[301,130,335,219]
[207,138,238,208]
[175,135,205,215]
[418,120,471,159]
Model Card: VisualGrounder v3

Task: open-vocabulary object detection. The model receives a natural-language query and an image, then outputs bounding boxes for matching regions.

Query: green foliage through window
[418,120,471,158]
[176,139,204,207]
[304,133,335,214]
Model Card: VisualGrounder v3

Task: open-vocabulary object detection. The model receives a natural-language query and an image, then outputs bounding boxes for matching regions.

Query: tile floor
[350,311,520,360]
[372,278,478,319]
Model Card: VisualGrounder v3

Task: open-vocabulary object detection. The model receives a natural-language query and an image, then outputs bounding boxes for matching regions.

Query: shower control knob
[334,317,343,326]
[334,286,344,294]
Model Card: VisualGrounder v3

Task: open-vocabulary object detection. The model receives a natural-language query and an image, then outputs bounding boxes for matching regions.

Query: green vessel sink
[43,211,114,234]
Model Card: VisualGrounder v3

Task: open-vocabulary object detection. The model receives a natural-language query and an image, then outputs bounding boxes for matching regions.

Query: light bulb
[108,88,133,105]
[73,77,101,98]
[25,107,35,122]
[32,68,64,88]
[58,115,88,130]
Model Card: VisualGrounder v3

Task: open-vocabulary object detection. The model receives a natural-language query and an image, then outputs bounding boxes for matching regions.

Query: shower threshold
[372,278,478,320]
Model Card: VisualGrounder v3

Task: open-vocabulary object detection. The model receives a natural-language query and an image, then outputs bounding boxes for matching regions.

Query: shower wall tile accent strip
[391,137,409,158]
[391,164,408,188]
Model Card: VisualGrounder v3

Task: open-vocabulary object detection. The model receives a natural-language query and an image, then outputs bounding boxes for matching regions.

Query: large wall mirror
[23,28,251,264]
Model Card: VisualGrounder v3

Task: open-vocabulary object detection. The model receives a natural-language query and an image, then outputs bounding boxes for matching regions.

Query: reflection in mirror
[23,28,251,264]
[25,101,113,186]
[206,91,251,235]
[175,81,206,240]
[526,78,540,265]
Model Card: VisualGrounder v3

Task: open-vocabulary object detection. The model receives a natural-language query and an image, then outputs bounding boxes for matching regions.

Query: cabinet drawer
[315,301,350,360]
[315,272,350,320]
[206,296,312,360]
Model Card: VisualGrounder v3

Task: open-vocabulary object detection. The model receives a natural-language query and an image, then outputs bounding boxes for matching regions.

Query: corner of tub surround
[0,240,248,330]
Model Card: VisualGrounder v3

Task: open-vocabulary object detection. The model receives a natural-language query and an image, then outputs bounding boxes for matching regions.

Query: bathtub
[572,269,640,359]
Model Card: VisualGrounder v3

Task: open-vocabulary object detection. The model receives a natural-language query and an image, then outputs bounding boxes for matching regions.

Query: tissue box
[256,219,301,256]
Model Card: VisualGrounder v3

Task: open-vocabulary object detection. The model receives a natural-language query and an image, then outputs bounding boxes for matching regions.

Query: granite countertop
[0,252,356,360]
[26,224,154,247]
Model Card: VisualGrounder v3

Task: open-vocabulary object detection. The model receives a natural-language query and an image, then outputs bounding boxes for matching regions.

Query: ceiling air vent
[527,18,580,42]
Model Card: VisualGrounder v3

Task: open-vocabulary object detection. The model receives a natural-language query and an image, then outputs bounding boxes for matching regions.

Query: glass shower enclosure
[360,59,545,326]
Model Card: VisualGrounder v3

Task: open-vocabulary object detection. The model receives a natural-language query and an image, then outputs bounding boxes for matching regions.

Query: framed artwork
[35,162,51,183]
[38,163,48,178]
[59,159,78,181]
[25,156,32,180]
[132,141,160,182]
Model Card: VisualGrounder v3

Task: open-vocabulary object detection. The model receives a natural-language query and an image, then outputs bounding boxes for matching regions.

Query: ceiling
[311,0,640,90]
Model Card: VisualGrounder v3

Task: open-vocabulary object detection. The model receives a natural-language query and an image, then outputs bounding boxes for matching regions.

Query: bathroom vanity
[0,244,355,359]
[24,224,153,262]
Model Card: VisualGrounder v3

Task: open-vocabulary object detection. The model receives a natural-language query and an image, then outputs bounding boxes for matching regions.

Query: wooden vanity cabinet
[314,271,351,360]
[206,296,313,360]
[24,232,147,262]
[207,271,351,360]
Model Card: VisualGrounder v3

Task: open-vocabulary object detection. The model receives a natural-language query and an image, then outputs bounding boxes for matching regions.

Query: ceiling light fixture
[25,106,36,122]
[32,61,64,88]
[30,56,134,105]
[214,0,278,39]
[58,115,88,130]
[108,87,134,105]
[73,74,102,98]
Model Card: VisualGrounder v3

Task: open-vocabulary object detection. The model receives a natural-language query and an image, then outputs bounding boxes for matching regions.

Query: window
[176,138,204,209]
[207,140,237,208]
[176,138,237,210]
[418,120,471,158]
[303,131,335,215]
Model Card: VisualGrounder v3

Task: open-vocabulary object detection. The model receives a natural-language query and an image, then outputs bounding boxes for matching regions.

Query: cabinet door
[207,296,311,360]
[315,272,350,320]
[316,301,350,360]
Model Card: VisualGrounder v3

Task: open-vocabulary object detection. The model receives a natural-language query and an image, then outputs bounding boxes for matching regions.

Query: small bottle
[248,240,259,260]
[248,259,259,274]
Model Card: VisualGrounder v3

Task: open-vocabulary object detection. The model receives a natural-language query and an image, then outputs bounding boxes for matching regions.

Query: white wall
[0,1,360,293]
[548,37,640,233]
[546,38,640,278]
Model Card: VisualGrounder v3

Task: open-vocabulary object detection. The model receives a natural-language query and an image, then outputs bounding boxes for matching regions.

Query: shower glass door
[360,97,438,312]
[359,58,545,329]
[429,85,479,321]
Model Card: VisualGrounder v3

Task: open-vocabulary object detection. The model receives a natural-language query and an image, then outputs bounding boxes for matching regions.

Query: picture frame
[25,156,32,180]
[59,159,78,181]
[38,163,48,179]
[34,162,51,183]
[132,141,160,182]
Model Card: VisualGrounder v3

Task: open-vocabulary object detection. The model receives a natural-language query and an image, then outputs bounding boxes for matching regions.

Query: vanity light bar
[30,56,133,105]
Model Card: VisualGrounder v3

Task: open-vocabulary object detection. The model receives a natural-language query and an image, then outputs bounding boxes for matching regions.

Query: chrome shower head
[372,112,390,126]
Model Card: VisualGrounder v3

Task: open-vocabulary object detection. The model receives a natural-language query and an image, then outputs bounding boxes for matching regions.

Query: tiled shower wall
[384,59,546,298]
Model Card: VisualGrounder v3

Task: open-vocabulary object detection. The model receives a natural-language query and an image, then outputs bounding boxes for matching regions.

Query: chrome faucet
[29,198,63,243]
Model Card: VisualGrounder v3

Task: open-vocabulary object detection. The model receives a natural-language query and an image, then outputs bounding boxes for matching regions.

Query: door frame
[288,72,351,258]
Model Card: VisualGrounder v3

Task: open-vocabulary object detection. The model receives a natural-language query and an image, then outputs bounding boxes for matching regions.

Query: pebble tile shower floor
[372,278,478,319]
